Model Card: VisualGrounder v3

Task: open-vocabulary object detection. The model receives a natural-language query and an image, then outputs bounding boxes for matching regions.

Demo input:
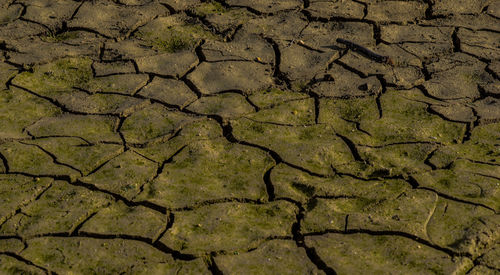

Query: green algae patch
[0,181,111,238]
[414,162,500,211]
[318,96,379,145]
[132,119,223,163]
[79,201,166,240]
[192,1,226,17]
[425,198,497,256]
[320,90,466,146]
[0,254,46,275]
[215,240,321,274]
[357,143,436,177]
[0,142,80,180]
[40,31,80,43]
[426,122,500,166]
[159,201,297,255]
[303,188,437,239]
[0,88,61,139]
[306,233,472,274]
[121,103,197,144]
[80,151,157,201]
[364,90,465,145]
[21,237,207,274]
[231,118,355,176]
[136,138,274,208]
[25,137,123,176]
[12,57,93,92]
[26,114,121,144]
[0,175,53,225]
[271,164,405,203]
[135,15,218,53]
[0,238,24,254]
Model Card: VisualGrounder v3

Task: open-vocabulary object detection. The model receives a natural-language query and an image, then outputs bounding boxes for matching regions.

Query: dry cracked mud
[0,0,499,274]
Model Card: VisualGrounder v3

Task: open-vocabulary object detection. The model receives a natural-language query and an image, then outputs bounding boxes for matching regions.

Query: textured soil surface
[1,0,500,274]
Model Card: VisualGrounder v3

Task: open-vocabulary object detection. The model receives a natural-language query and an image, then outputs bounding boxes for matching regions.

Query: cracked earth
[0,0,499,274]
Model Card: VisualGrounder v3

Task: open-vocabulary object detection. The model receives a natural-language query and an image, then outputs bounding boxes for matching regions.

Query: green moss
[41,31,79,42]
[13,57,93,93]
[193,2,226,17]
[151,32,192,53]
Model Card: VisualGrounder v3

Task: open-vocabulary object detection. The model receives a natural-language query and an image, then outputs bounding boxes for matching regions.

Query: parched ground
[0,0,499,274]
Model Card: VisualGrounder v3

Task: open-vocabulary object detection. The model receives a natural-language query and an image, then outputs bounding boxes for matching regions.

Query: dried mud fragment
[0,87,61,140]
[82,74,149,95]
[419,14,500,32]
[0,238,24,253]
[474,97,500,124]
[226,0,302,13]
[21,0,80,30]
[186,93,255,119]
[414,168,500,212]
[311,65,381,97]
[280,43,338,90]
[0,175,53,225]
[380,25,453,59]
[202,32,273,63]
[430,104,476,123]
[121,103,196,144]
[432,0,490,16]
[0,255,46,275]
[21,237,202,274]
[248,88,309,109]
[0,142,80,179]
[92,61,136,76]
[136,138,273,208]
[362,90,466,145]
[426,198,496,254]
[242,12,306,41]
[26,114,121,144]
[307,0,364,19]
[204,8,255,35]
[0,181,111,238]
[305,233,472,274]
[0,3,22,25]
[188,61,273,95]
[231,118,355,176]
[0,62,17,88]
[244,98,314,125]
[366,1,426,23]
[79,201,166,240]
[25,137,123,176]
[136,51,199,77]
[79,150,157,200]
[458,28,500,61]
[69,1,169,38]
[160,201,297,255]
[138,77,197,108]
[0,20,45,41]
[423,53,492,100]
[215,240,321,274]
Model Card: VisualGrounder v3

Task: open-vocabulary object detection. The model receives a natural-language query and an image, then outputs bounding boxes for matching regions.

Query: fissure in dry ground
[0,0,499,274]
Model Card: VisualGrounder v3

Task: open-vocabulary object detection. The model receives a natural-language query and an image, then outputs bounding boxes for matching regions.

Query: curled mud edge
[336,38,395,66]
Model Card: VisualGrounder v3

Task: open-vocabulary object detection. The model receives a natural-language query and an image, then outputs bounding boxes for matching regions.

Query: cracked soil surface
[0,0,500,274]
